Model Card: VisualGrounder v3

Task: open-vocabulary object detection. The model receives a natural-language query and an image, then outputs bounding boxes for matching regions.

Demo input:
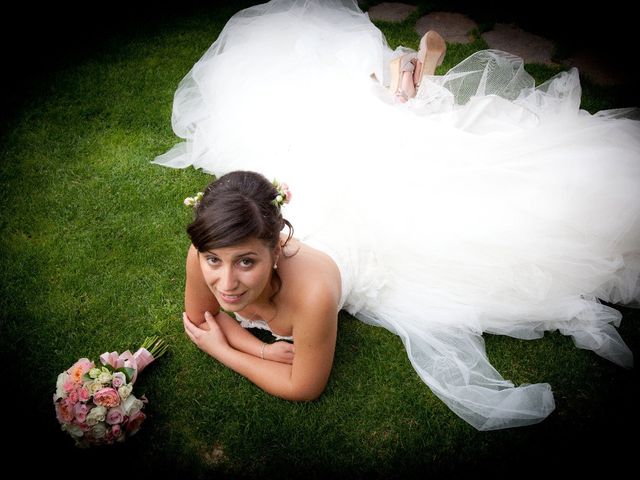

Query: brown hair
[187,171,293,253]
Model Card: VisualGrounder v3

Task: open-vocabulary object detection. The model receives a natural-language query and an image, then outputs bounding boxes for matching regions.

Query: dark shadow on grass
[1,0,260,136]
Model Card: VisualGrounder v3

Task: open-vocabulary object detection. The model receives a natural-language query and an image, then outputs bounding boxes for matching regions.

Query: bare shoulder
[281,240,342,316]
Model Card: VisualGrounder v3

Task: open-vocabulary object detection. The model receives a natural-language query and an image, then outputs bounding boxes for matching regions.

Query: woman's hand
[265,341,295,364]
[183,311,230,359]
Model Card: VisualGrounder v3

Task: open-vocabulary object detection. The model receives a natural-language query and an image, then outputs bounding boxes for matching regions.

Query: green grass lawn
[1,1,638,478]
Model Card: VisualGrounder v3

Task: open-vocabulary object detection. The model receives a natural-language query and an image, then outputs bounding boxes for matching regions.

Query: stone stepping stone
[366,2,417,22]
[481,23,555,65]
[415,12,477,44]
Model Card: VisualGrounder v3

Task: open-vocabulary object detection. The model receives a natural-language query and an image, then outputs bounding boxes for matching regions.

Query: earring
[273,263,278,270]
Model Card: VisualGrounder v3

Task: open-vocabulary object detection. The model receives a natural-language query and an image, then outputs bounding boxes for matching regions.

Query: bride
[154,0,640,431]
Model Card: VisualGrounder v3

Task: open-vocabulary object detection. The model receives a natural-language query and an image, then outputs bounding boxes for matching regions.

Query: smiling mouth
[218,292,245,303]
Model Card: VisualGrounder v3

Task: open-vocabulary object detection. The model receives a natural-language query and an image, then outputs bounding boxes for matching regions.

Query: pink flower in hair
[272,179,292,208]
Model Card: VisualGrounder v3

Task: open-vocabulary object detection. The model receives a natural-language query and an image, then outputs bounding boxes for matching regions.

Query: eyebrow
[206,250,259,259]
[233,251,259,259]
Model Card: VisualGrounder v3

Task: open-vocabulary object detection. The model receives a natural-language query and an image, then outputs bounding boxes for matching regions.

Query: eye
[238,258,254,268]
[206,256,220,266]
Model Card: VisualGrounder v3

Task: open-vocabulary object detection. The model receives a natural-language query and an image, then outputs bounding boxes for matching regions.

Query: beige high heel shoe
[389,53,417,102]
[415,31,446,87]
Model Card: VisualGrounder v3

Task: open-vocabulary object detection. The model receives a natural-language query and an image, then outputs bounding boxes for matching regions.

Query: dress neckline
[234,313,294,341]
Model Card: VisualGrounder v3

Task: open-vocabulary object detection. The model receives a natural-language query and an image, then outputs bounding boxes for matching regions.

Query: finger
[204,311,220,330]
[183,312,196,328]
[183,315,199,335]
[183,321,196,342]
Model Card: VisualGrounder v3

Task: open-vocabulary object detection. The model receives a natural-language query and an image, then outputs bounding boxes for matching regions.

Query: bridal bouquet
[53,336,167,447]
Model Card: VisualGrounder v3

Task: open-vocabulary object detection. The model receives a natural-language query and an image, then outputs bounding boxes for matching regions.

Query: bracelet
[260,342,267,360]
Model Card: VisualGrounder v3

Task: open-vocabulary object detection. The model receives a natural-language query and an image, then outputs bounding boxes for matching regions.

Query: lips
[218,291,245,304]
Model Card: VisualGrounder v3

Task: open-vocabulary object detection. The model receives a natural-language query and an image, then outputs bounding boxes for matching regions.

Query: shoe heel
[417,31,446,84]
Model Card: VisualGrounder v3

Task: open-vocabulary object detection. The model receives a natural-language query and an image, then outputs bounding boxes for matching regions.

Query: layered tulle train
[153,0,640,430]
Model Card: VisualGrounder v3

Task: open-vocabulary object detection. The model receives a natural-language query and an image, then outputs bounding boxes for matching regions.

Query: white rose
[97,371,112,384]
[86,380,104,395]
[88,368,102,379]
[63,423,85,438]
[86,406,107,426]
[55,372,69,400]
[91,422,107,439]
[118,383,133,400]
[121,394,144,416]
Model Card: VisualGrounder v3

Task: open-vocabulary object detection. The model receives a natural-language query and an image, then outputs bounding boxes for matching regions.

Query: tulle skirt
[153,0,640,430]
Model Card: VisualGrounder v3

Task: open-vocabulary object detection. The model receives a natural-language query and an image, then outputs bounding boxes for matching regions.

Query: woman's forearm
[215,346,309,400]
[214,310,266,358]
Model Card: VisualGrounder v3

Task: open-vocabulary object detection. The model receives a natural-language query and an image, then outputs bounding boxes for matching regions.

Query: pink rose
[55,398,75,424]
[73,402,89,423]
[111,424,122,438]
[93,387,121,408]
[106,407,124,425]
[63,379,76,394]
[74,420,91,432]
[125,411,146,435]
[281,183,292,203]
[78,387,90,402]
[111,372,126,388]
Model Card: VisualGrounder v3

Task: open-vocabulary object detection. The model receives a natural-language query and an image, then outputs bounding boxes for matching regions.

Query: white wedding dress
[153,0,640,430]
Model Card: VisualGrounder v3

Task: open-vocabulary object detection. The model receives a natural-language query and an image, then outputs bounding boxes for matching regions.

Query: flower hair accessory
[272,180,292,208]
[184,192,204,208]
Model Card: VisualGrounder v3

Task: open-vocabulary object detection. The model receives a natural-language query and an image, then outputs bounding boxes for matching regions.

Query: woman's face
[198,237,277,311]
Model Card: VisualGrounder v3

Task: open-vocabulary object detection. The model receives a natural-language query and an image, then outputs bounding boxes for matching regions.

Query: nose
[217,265,238,292]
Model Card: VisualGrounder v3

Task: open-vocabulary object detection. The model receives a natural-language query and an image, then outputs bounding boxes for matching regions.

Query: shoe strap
[400,53,418,73]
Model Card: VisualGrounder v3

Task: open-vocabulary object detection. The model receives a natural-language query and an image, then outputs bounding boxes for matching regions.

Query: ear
[272,244,282,268]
